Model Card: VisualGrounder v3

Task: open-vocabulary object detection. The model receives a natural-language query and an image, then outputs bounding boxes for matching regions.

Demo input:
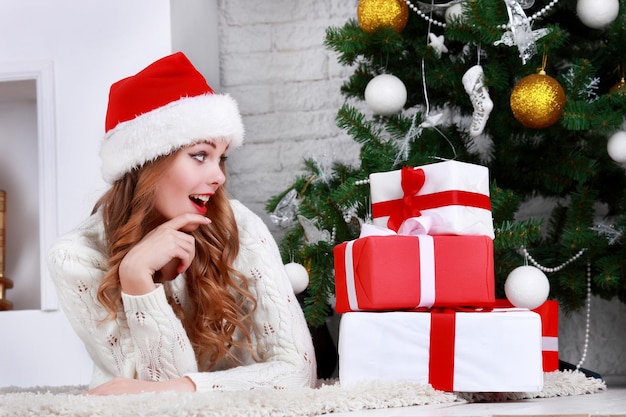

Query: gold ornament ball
[357,0,409,33]
[510,72,566,129]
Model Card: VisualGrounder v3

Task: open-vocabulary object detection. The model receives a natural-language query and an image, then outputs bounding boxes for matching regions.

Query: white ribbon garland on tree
[501,0,539,64]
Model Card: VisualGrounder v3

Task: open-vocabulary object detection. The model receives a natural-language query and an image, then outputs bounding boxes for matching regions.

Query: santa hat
[100,52,244,183]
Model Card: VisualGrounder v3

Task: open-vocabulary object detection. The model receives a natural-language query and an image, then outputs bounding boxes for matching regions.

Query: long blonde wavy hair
[93,150,257,369]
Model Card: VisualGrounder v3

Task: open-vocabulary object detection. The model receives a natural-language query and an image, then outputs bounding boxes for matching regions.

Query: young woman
[47,52,316,395]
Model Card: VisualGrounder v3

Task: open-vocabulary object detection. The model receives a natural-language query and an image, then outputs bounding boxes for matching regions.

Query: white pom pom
[285,262,309,295]
[504,265,550,309]
[607,131,626,163]
[364,74,407,116]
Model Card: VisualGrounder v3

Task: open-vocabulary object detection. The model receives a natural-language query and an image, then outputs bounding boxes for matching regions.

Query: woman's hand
[86,376,196,395]
[119,214,210,295]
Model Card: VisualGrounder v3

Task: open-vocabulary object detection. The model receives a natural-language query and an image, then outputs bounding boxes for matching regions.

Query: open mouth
[189,194,211,210]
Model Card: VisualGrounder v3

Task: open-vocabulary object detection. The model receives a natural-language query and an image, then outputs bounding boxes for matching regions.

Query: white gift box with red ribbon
[369,160,494,239]
[338,309,543,392]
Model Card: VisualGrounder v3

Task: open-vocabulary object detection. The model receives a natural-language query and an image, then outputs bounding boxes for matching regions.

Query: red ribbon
[371,166,492,232]
[428,309,456,391]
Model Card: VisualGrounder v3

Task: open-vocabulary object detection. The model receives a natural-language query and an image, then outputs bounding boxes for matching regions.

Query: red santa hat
[100,52,244,183]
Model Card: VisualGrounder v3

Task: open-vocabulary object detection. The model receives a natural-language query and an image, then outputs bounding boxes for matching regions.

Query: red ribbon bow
[387,167,426,231]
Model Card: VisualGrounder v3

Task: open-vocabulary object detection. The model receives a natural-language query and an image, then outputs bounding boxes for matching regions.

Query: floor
[328,385,626,417]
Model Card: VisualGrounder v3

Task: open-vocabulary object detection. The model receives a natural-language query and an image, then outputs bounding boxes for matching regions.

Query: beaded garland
[522,247,591,370]
[522,247,586,273]
[403,0,560,29]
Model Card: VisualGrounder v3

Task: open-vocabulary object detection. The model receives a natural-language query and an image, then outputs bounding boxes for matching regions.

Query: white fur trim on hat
[100,93,244,183]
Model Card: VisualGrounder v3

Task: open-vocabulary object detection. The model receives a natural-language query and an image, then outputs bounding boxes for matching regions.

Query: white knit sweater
[47,199,317,391]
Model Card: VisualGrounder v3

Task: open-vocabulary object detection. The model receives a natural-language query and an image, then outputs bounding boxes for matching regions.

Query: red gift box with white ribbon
[333,222,495,313]
[369,160,494,239]
[535,300,559,372]
[338,310,544,392]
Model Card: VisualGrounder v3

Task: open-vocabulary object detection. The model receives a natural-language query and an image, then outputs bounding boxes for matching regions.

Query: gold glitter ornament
[510,70,566,129]
[357,0,409,33]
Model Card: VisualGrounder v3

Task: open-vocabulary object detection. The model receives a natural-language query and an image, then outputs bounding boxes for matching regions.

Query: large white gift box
[369,160,494,238]
[338,310,543,392]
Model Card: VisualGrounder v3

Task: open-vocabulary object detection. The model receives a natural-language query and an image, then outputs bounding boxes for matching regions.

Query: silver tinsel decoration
[270,189,299,228]
[298,215,334,244]
[591,223,623,245]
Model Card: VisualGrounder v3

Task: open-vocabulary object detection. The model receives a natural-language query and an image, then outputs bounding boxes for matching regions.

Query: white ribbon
[542,336,558,352]
[345,239,359,310]
[344,217,437,311]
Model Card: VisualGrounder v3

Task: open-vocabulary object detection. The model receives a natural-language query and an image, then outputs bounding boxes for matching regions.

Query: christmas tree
[266,0,626,328]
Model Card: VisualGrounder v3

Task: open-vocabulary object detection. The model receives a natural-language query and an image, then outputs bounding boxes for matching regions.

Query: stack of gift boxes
[333,160,558,392]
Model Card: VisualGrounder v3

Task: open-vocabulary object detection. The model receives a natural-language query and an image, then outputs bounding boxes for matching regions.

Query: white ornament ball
[576,0,619,29]
[364,74,407,116]
[504,265,550,310]
[285,262,309,294]
[445,3,465,24]
[607,131,626,163]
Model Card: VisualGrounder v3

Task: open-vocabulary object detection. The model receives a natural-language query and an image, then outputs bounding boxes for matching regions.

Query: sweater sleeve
[184,200,317,391]
[46,214,198,389]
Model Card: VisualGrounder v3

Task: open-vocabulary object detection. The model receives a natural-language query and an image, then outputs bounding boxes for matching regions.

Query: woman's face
[153,140,228,227]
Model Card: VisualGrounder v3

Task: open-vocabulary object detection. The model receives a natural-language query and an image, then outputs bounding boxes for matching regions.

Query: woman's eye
[191,152,207,162]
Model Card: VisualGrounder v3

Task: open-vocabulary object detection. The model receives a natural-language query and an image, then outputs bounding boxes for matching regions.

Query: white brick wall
[216,0,360,233]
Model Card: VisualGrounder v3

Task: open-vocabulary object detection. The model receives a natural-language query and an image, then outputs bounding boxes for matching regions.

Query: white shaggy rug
[456,369,607,402]
[0,371,605,417]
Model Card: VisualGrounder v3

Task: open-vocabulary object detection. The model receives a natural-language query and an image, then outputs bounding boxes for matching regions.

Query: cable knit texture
[47,200,316,391]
